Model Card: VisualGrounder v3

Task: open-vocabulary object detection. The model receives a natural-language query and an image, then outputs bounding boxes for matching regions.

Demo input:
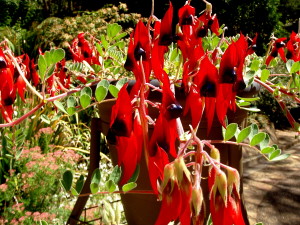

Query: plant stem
[6,49,44,100]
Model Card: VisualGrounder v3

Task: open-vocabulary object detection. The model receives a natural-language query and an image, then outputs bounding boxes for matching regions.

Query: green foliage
[223,123,290,161]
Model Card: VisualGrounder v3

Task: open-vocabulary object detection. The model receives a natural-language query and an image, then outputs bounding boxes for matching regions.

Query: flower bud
[159,163,175,194]
[211,169,227,206]
[210,147,220,162]
[227,167,240,198]
[191,187,204,216]
[174,157,191,185]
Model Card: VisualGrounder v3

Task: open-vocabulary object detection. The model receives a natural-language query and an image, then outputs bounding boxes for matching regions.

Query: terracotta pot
[97,81,260,225]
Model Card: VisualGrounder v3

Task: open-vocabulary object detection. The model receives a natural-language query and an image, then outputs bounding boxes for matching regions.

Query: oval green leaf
[224,123,238,141]
[54,100,68,114]
[269,149,281,160]
[80,94,91,108]
[122,182,137,193]
[91,168,101,185]
[271,153,290,161]
[105,180,117,193]
[67,96,76,108]
[52,48,65,64]
[81,87,92,97]
[75,175,85,194]
[261,146,274,154]
[237,126,251,143]
[62,170,73,191]
[261,69,270,82]
[250,132,266,146]
[109,85,119,98]
[90,183,99,194]
[95,85,108,102]
[109,165,122,184]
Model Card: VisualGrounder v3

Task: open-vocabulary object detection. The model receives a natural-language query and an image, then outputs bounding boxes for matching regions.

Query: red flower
[115,111,142,185]
[197,12,220,37]
[110,84,133,137]
[217,35,248,125]
[155,158,192,225]
[266,37,287,65]
[194,56,218,132]
[158,2,174,46]
[124,20,151,82]
[286,31,300,62]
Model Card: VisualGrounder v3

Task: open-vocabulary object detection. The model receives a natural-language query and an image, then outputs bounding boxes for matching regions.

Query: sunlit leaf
[250,132,266,146]
[237,126,251,143]
[261,69,270,82]
[95,85,108,102]
[109,85,119,98]
[109,165,122,184]
[52,48,65,63]
[105,180,117,193]
[54,100,68,114]
[224,123,238,141]
[269,149,281,160]
[122,182,137,192]
[80,94,91,108]
[270,153,290,161]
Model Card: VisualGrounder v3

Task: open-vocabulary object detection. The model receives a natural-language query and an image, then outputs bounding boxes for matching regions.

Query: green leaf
[81,87,92,97]
[260,133,270,149]
[250,132,266,146]
[71,187,79,196]
[237,126,251,143]
[261,146,275,154]
[128,165,140,183]
[62,170,73,191]
[255,223,263,225]
[122,182,137,192]
[90,183,99,194]
[109,165,122,184]
[38,55,47,79]
[45,63,56,79]
[170,48,180,62]
[291,61,300,74]
[75,175,85,194]
[91,168,101,185]
[250,59,260,71]
[52,48,65,63]
[90,168,101,194]
[236,96,260,101]
[99,79,110,88]
[100,35,109,49]
[54,100,68,114]
[260,69,270,82]
[237,101,251,107]
[269,149,281,160]
[67,96,76,108]
[107,23,122,39]
[80,94,91,108]
[224,123,238,141]
[67,107,76,116]
[109,85,119,98]
[286,59,294,73]
[116,78,128,90]
[44,51,53,66]
[40,221,49,225]
[249,124,259,140]
[105,180,117,193]
[270,153,290,161]
[95,85,108,102]
[113,32,127,41]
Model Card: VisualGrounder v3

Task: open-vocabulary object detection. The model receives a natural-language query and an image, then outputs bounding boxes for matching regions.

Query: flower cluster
[108,1,299,224]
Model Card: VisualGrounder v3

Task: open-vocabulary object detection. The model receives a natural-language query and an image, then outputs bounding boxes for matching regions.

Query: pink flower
[0,183,8,192]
